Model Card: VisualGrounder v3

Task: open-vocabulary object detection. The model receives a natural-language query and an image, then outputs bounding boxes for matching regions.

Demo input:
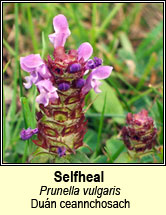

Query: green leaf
[105,138,125,162]
[140,155,154,163]
[31,153,54,163]
[90,80,124,123]
[15,140,26,155]
[81,129,97,154]
[93,155,107,163]
[30,147,55,163]
[114,152,134,163]
[68,151,91,163]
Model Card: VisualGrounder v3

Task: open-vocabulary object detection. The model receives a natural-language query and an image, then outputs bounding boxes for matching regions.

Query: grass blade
[127,88,153,106]
[20,97,33,128]
[8,3,19,122]
[69,3,87,41]
[3,60,11,73]
[27,4,38,53]
[118,31,135,55]
[136,20,163,57]
[136,52,157,90]
[91,93,107,159]
[3,85,6,160]
[91,3,97,49]
[41,31,46,58]
[97,3,124,37]
[3,39,16,56]
[156,99,163,124]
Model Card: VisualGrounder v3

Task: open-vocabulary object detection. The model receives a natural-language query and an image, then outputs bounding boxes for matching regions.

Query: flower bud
[69,63,81,73]
[57,147,66,157]
[76,78,85,88]
[122,109,157,152]
[86,59,96,69]
[58,82,70,91]
[93,57,102,67]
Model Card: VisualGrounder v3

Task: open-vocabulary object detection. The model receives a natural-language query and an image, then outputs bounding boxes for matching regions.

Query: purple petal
[57,146,66,157]
[23,76,33,89]
[36,80,57,93]
[20,128,38,140]
[82,74,93,95]
[36,90,59,107]
[53,14,69,32]
[20,54,43,73]
[91,80,102,93]
[36,91,49,107]
[82,66,113,94]
[23,71,42,89]
[48,91,59,103]
[36,64,51,79]
[77,42,93,61]
[48,14,71,48]
[91,66,113,80]
[36,80,59,106]
[49,32,70,48]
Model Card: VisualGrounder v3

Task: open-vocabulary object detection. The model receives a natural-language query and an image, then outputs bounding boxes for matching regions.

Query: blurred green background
[3,3,163,163]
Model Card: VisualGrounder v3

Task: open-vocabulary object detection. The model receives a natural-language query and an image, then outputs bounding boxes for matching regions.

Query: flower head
[20,14,113,157]
[122,109,157,152]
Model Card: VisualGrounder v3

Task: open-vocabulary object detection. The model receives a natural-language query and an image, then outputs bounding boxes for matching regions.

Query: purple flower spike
[82,66,113,94]
[69,63,81,73]
[48,14,71,48]
[58,82,70,91]
[94,57,103,67]
[57,146,66,157]
[76,79,85,88]
[20,13,113,156]
[77,42,93,61]
[20,128,38,140]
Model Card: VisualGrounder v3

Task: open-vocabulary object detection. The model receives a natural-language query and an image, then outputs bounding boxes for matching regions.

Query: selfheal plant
[122,109,157,152]
[20,14,113,157]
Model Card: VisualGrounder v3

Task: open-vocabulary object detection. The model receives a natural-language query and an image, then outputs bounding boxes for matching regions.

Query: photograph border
[1,0,165,166]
